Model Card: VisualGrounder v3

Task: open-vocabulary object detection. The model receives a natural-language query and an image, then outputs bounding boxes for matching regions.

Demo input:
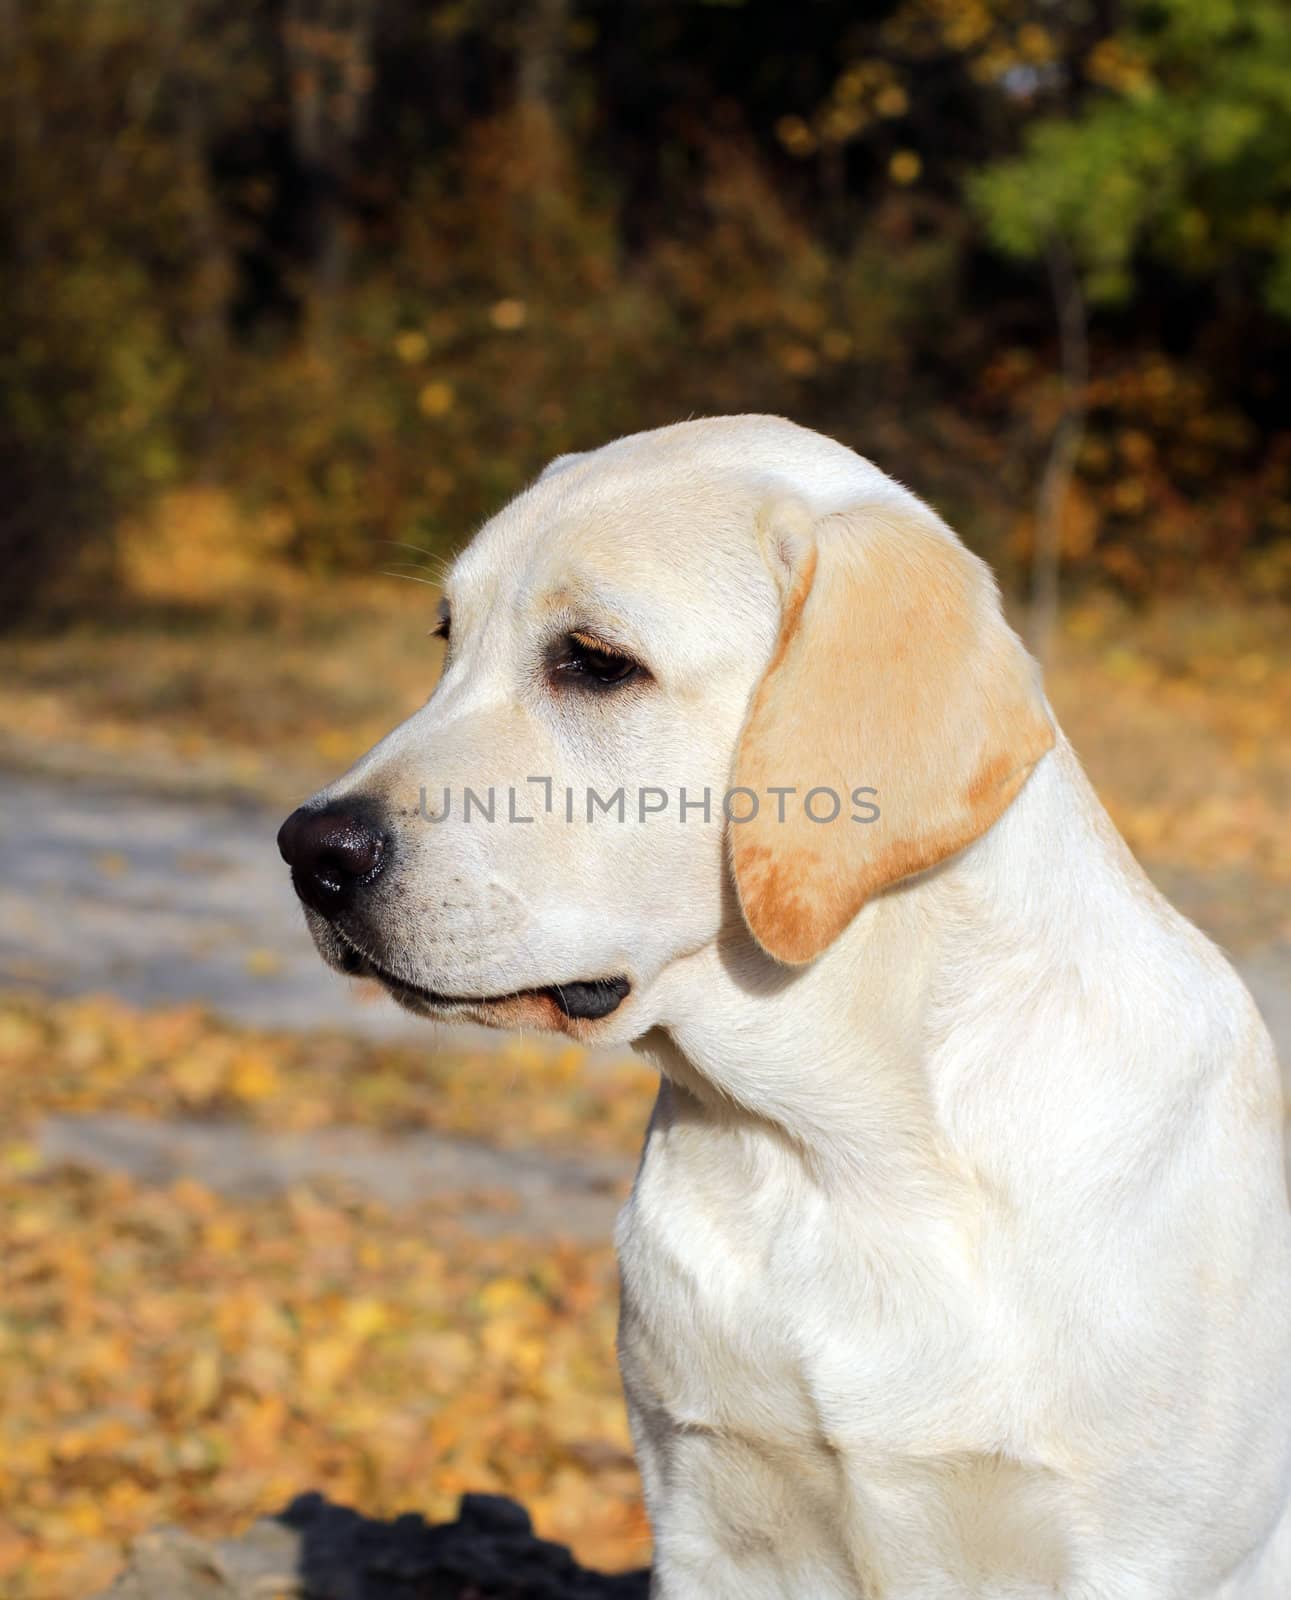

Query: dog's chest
[614,1125,1095,1595]
[616,1116,986,1454]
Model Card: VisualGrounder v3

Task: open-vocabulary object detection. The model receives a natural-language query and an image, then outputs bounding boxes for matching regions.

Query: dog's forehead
[448,418,903,607]
[443,418,917,654]
[450,459,770,624]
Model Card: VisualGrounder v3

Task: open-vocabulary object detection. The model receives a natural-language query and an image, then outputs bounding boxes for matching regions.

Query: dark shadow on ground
[100,1492,650,1598]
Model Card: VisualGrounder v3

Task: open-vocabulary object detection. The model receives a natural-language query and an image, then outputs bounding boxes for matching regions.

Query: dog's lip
[333,936,631,1021]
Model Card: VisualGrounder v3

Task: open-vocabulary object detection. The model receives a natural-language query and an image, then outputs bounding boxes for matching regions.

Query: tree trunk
[282,0,376,339]
[1029,240,1088,669]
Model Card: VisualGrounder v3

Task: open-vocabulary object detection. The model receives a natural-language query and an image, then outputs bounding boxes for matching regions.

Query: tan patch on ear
[732,503,1054,964]
[965,751,1017,810]
[858,752,1042,903]
[728,842,822,966]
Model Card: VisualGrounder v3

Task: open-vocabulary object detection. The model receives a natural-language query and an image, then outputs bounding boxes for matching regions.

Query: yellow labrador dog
[279,417,1291,1598]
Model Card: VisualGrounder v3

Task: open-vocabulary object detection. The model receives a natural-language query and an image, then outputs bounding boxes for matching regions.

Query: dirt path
[0,768,471,1041]
[39,1112,630,1239]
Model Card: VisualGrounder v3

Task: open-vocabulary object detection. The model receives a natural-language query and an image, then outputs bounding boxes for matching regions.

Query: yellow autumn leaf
[418,380,455,417]
[889,149,921,184]
[393,329,428,363]
[301,1335,357,1392]
[341,1297,390,1341]
[489,298,527,331]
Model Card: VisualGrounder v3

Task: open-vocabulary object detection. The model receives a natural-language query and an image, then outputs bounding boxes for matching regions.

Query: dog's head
[279,416,1052,1044]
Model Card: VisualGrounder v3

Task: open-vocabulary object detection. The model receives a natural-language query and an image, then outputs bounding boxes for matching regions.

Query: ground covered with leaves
[0,998,657,1600]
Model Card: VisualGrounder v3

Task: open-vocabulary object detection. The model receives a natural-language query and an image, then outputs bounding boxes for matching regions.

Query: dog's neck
[642,735,1158,1210]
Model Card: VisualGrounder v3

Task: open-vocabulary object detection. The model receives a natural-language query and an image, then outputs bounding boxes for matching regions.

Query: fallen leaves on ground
[0,994,656,1156]
[1048,596,1291,894]
[0,997,656,1600]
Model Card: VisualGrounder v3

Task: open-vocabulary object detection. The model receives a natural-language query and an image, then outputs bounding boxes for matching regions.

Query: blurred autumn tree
[970,0,1291,595]
[1,0,1289,620]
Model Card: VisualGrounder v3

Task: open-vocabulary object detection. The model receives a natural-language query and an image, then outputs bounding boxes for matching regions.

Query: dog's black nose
[277,803,387,916]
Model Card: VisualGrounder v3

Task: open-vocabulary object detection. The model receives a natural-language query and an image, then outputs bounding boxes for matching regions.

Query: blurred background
[1,1,1289,1595]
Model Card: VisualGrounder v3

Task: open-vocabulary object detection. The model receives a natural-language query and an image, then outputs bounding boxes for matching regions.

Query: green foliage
[971,0,1291,312]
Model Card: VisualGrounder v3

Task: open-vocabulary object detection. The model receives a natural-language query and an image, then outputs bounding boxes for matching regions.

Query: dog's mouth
[331,935,630,1022]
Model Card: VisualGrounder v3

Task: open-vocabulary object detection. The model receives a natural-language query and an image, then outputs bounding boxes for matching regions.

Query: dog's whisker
[380,569,442,589]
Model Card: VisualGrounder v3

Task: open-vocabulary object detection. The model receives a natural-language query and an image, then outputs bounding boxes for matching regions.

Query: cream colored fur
[305,417,1291,1599]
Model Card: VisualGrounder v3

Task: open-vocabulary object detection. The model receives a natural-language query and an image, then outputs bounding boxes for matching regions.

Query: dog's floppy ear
[731,497,1054,964]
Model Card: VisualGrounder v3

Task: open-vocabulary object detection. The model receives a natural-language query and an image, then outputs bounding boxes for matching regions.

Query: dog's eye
[551,631,643,690]
[431,606,450,642]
